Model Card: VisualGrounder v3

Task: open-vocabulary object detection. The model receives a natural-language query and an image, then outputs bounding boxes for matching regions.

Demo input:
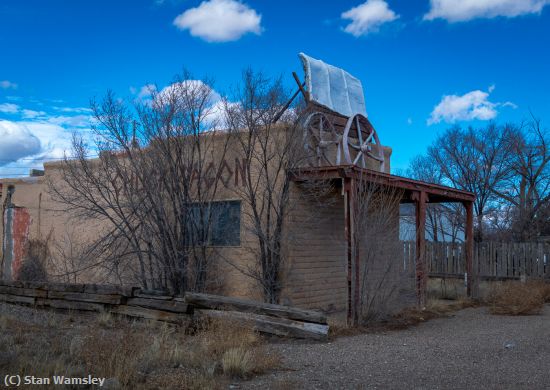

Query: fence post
[414,191,428,307]
[463,201,474,298]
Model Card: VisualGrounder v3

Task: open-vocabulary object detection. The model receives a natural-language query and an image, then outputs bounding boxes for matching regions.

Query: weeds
[221,347,254,377]
[488,280,548,315]
[96,311,114,328]
[330,298,478,338]
[18,237,50,282]
[0,306,280,389]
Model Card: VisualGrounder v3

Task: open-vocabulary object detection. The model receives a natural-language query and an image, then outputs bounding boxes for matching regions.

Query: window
[187,201,241,246]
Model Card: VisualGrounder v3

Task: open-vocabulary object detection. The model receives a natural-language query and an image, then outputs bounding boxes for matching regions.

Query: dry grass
[488,280,549,316]
[96,311,114,328]
[329,298,478,338]
[0,307,280,389]
[379,298,478,330]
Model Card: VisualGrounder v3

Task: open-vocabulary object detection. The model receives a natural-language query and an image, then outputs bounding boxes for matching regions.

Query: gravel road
[243,306,550,390]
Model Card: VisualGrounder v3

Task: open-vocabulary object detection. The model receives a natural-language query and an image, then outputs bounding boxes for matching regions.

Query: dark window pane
[186,201,241,247]
[210,201,240,246]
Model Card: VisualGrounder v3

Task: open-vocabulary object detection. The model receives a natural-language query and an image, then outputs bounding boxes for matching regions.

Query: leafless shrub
[354,176,406,324]
[489,281,546,315]
[224,69,308,304]
[49,71,231,294]
[17,238,49,282]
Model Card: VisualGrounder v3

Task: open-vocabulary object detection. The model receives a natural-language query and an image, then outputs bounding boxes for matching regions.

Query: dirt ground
[2,303,549,389]
[242,305,550,390]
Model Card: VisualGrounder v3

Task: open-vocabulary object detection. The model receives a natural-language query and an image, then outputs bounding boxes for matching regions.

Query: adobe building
[0,54,475,324]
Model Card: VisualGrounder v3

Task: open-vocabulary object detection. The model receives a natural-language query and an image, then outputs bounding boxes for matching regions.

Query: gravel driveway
[243,306,550,390]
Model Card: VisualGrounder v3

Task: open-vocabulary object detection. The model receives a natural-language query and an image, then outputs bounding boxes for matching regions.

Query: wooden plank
[133,288,172,299]
[0,280,24,288]
[184,292,327,324]
[539,243,545,278]
[133,292,174,300]
[38,298,104,312]
[21,281,49,290]
[0,286,47,298]
[46,283,86,293]
[84,284,135,297]
[126,297,191,313]
[0,293,35,305]
[196,309,329,341]
[47,291,123,305]
[111,305,190,324]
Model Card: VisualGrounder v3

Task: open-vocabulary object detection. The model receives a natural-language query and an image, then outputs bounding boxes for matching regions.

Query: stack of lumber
[0,280,329,339]
[0,280,191,324]
[185,292,329,340]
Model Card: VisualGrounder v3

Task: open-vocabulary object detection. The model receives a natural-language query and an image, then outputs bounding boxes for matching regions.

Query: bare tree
[492,117,550,240]
[428,124,512,242]
[406,155,464,243]
[49,72,230,294]
[223,69,307,304]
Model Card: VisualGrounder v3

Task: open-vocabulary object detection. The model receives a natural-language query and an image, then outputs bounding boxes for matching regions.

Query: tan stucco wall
[0,130,392,319]
[282,184,348,321]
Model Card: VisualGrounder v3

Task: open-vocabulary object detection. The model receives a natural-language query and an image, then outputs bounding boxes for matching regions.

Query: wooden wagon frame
[275,53,386,171]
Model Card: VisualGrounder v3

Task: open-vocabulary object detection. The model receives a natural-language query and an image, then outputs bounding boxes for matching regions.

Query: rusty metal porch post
[344,177,352,325]
[464,201,474,297]
[414,191,427,307]
[344,177,359,326]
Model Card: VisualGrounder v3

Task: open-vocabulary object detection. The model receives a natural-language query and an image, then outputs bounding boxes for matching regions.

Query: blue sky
[1,0,549,177]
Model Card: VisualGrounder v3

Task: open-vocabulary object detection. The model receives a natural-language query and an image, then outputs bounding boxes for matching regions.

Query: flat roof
[290,165,475,203]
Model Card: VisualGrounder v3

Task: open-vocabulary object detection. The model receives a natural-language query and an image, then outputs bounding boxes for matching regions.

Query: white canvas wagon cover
[299,53,367,118]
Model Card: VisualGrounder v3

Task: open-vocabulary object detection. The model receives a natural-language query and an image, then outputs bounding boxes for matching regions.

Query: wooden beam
[290,166,475,203]
[111,305,190,324]
[184,292,327,324]
[415,191,428,307]
[126,297,190,314]
[464,200,475,297]
[196,309,329,340]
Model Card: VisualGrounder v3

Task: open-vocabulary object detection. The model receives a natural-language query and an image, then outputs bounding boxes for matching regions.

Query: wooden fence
[402,241,550,280]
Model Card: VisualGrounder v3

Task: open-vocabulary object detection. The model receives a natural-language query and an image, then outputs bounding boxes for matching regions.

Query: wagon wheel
[342,114,385,170]
[303,111,343,167]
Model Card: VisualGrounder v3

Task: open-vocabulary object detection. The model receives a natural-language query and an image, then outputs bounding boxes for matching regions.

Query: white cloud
[0,80,17,90]
[342,0,399,37]
[52,106,92,114]
[0,120,41,165]
[47,114,92,128]
[20,121,77,161]
[0,98,96,176]
[173,0,262,42]
[0,103,20,114]
[138,84,157,99]
[0,119,92,176]
[158,80,221,104]
[22,109,47,119]
[155,80,229,128]
[424,0,550,22]
[502,101,518,109]
[428,88,498,125]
